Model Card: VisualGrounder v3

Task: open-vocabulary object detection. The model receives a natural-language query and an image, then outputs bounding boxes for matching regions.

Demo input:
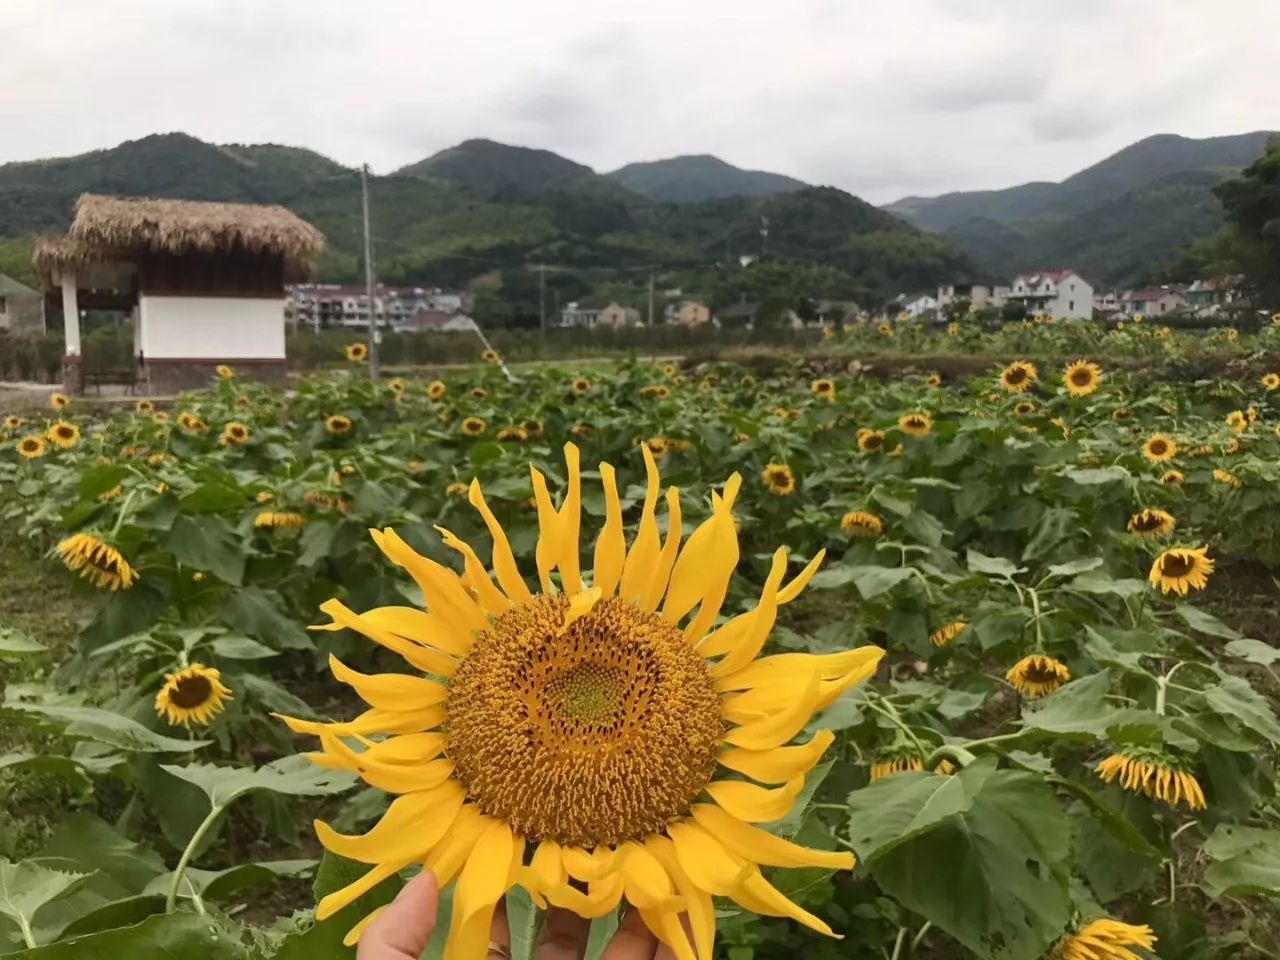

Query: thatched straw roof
[33,194,325,284]
[70,194,325,275]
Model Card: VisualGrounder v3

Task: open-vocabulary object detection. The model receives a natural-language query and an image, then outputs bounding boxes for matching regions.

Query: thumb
[357,870,439,960]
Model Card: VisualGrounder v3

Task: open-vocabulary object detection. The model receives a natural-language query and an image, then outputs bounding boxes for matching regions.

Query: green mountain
[607,154,807,203]
[882,132,1278,286]
[0,132,970,317]
[886,132,1279,232]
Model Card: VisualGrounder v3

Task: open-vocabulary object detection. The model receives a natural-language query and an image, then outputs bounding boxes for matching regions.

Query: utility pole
[361,163,379,380]
[647,272,655,327]
[538,264,546,336]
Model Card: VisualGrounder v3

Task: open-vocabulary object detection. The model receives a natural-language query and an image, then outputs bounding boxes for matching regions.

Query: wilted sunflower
[497,427,529,443]
[1095,749,1206,810]
[739,374,756,388]
[877,321,894,337]
[570,423,595,438]
[16,435,46,459]
[1149,546,1213,595]
[811,379,836,401]
[445,481,469,497]
[345,342,368,363]
[522,419,545,439]
[50,391,69,411]
[482,348,500,363]
[1160,469,1185,486]
[857,429,886,453]
[255,510,307,530]
[1225,410,1248,433]
[461,417,487,438]
[279,444,884,954]
[645,437,669,458]
[925,372,943,388]
[215,364,235,380]
[999,361,1038,393]
[898,412,933,437]
[571,377,591,396]
[1063,360,1101,397]
[54,532,137,591]
[1141,434,1177,463]
[155,664,233,727]
[1051,918,1157,960]
[1126,508,1175,538]
[640,384,671,399]
[388,378,406,394]
[153,411,171,423]
[426,380,447,399]
[1213,468,1242,489]
[1111,407,1131,422]
[840,511,884,538]
[219,422,250,446]
[134,399,155,414]
[1013,400,1037,416]
[762,463,796,495]
[731,432,750,445]
[870,748,924,782]
[46,421,80,449]
[97,483,123,503]
[235,394,252,409]
[1006,654,1070,698]
[325,414,354,436]
[929,621,966,647]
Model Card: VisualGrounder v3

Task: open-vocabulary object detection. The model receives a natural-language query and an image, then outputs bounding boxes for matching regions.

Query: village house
[898,293,938,319]
[398,309,478,333]
[560,300,602,329]
[286,283,467,330]
[664,300,712,326]
[0,272,45,332]
[595,302,643,328]
[937,282,1009,312]
[1006,270,1093,319]
[1120,287,1188,318]
[34,194,324,394]
[1185,278,1240,313]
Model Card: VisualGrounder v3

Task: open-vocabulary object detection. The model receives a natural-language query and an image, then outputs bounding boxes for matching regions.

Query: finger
[534,905,591,960]
[357,870,439,960]
[488,897,511,959]
[601,907,658,960]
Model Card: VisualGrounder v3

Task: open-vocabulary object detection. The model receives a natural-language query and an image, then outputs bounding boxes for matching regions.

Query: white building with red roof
[1119,287,1188,318]
[1007,269,1094,319]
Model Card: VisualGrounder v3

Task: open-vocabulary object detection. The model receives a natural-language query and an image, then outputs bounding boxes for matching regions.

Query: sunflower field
[4,319,1280,960]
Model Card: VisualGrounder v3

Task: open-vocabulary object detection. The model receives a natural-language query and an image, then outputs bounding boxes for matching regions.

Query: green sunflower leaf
[159,756,356,809]
[0,628,46,659]
[0,859,91,947]
[1201,825,1280,897]
[2,703,209,753]
[3,913,249,959]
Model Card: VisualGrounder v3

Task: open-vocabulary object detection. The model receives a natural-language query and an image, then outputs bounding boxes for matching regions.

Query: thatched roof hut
[33,194,325,283]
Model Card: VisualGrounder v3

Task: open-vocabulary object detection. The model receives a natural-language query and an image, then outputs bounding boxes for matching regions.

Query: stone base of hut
[142,359,289,394]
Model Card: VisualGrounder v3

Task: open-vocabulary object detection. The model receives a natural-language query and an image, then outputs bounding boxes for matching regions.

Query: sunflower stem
[911,921,933,951]
[866,698,927,756]
[16,915,36,950]
[109,488,142,538]
[889,925,909,960]
[166,802,227,914]
[1154,678,1169,716]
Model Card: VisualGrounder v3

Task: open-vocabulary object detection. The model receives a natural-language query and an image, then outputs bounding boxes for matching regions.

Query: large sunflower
[999,361,1038,393]
[1149,546,1213,595]
[1126,508,1175,538]
[1062,360,1101,397]
[856,429,886,453]
[1159,469,1185,486]
[1006,654,1070,698]
[1141,434,1177,463]
[279,445,884,954]
[47,420,80,449]
[54,532,137,591]
[1050,918,1156,960]
[155,664,233,727]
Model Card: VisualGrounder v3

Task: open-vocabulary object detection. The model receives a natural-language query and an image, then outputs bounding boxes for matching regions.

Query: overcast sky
[3,0,1277,204]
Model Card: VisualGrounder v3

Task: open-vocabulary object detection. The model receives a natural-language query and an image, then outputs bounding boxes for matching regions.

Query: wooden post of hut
[34,194,324,395]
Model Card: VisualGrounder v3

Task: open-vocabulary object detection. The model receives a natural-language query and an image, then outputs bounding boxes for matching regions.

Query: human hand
[357,869,681,959]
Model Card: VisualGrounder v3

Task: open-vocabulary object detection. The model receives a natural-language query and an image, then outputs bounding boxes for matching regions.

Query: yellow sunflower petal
[666,822,752,896]
[592,463,626,596]
[638,907,697,960]
[704,775,805,823]
[317,734,455,792]
[315,781,464,863]
[424,805,485,887]
[443,818,515,960]
[619,445,662,602]
[722,673,820,750]
[717,730,836,784]
[435,526,512,617]
[316,859,411,922]
[731,869,838,937]
[556,444,584,596]
[370,528,487,634]
[467,480,533,603]
[327,654,448,710]
[638,487,684,613]
[355,605,471,658]
[646,836,716,960]
[530,467,564,594]
[691,802,855,870]
[545,871,625,918]
[704,549,788,677]
[341,903,388,946]
[619,842,684,912]
[776,550,826,605]
[664,486,739,633]
[716,648,881,691]
[278,705,444,738]
[315,599,459,676]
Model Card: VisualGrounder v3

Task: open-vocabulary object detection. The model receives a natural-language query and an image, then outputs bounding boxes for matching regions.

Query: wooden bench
[80,366,139,395]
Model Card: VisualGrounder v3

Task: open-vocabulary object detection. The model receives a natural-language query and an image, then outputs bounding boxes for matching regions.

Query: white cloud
[0,0,1277,203]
